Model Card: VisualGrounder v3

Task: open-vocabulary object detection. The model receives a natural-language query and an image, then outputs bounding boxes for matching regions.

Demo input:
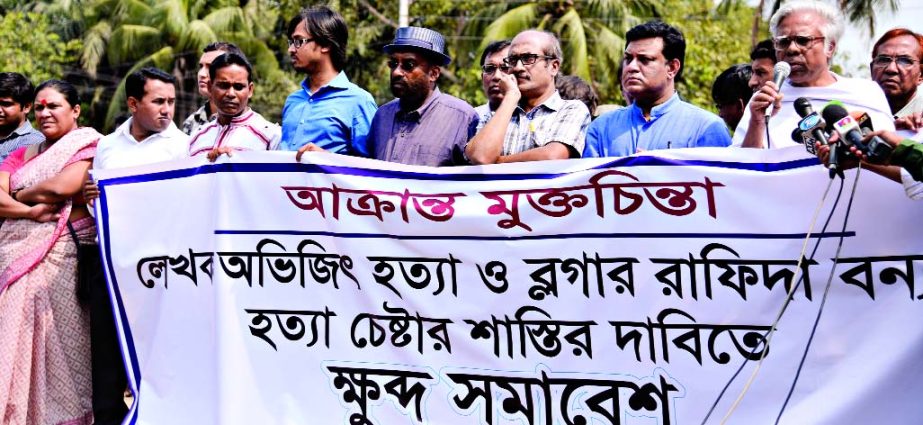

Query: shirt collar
[229,108,254,124]
[115,117,180,143]
[398,88,441,121]
[631,91,680,121]
[301,71,351,96]
[519,91,565,114]
[10,120,36,137]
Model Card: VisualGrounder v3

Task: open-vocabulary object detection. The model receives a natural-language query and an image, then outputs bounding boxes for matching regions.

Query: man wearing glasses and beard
[465,30,590,165]
[734,0,893,149]
[367,26,479,166]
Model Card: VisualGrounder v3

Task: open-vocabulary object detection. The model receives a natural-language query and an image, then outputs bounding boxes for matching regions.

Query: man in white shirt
[187,52,280,160]
[81,66,188,425]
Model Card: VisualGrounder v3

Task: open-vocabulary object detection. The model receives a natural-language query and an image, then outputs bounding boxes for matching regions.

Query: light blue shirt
[583,92,731,158]
[280,71,378,156]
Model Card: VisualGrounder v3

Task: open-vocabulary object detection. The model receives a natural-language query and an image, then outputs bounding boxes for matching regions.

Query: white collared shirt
[188,109,280,157]
[94,118,189,170]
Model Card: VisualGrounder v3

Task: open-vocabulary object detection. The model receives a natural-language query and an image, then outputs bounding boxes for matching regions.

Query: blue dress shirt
[280,71,378,156]
[583,92,731,158]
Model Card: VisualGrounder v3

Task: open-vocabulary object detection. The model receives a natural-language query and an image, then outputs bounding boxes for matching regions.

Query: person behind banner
[188,52,281,161]
[748,39,777,91]
[556,75,599,117]
[0,79,102,425]
[712,64,753,131]
[284,6,378,158]
[473,40,512,133]
[583,21,731,158]
[182,41,244,136]
[465,30,591,164]
[869,28,923,133]
[0,72,44,161]
[367,26,479,166]
[733,0,894,149]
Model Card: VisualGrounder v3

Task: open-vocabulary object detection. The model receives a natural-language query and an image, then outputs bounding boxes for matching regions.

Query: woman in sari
[0,80,102,424]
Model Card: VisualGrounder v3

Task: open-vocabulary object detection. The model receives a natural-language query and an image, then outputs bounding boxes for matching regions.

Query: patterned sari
[0,127,101,425]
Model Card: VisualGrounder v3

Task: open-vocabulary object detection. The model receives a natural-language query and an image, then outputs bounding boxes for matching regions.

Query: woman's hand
[27,203,61,222]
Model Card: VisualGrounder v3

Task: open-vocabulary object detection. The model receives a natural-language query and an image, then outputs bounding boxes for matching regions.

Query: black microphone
[765,61,791,120]
[792,97,828,157]
[822,103,893,163]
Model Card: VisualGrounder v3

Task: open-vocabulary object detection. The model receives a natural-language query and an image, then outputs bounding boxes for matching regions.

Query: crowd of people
[1,0,922,423]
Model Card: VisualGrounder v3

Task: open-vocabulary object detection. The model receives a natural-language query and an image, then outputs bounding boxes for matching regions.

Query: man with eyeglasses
[583,21,730,158]
[869,28,923,134]
[368,26,478,166]
[284,7,377,160]
[472,40,511,130]
[466,30,590,164]
[733,0,893,150]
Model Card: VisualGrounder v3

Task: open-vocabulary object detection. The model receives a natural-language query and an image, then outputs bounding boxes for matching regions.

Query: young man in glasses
[583,21,730,158]
[465,30,590,164]
[869,28,923,133]
[285,6,377,160]
[367,26,478,166]
[734,0,893,149]
[473,40,511,129]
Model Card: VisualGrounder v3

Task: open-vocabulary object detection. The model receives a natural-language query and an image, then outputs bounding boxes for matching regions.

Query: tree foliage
[0,12,82,85]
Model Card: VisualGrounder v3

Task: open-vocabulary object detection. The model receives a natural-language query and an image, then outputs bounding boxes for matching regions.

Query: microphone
[793,97,837,175]
[821,103,893,164]
[765,61,791,120]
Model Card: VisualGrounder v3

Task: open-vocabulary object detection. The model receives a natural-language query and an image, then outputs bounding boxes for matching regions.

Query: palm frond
[151,0,190,42]
[106,24,162,67]
[553,8,590,80]
[177,19,218,54]
[483,3,539,44]
[81,21,112,77]
[202,6,248,35]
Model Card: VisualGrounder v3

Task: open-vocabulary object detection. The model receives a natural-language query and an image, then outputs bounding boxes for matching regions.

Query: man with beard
[284,6,377,158]
[181,42,243,136]
[368,26,478,166]
[465,30,590,164]
[187,52,280,159]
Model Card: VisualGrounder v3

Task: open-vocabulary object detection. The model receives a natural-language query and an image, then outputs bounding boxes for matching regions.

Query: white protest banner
[94,147,923,425]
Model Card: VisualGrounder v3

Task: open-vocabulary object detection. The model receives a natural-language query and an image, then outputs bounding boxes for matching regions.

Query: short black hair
[712,63,753,106]
[0,72,34,106]
[287,6,349,71]
[625,20,686,80]
[750,39,777,63]
[125,67,176,100]
[556,75,599,116]
[208,52,253,83]
[204,41,243,56]
[35,79,80,107]
[480,40,511,66]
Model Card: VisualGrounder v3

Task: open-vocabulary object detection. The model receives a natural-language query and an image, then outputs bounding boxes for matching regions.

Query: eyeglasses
[481,64,511,75]
[504,53,556,67]
[772,35,824,50]
[387,59,420,72]
[872,55,919,69]
[287,37,315,49]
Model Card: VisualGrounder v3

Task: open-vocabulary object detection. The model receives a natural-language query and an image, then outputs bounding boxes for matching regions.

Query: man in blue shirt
[0,72,43,160]
[583,21,731,158]
[284,6,377,159]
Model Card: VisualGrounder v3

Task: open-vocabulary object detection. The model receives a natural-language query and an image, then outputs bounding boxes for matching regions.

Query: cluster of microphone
[791,96,893,176]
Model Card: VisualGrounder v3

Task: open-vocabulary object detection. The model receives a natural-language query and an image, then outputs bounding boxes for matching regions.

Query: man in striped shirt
[188,52,280,160]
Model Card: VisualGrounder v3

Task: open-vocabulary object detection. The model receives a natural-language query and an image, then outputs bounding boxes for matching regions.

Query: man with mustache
[182,42,243,136]
[466,31,590,164]
[869,28,923,133]
[284,6,377,159]
[187,52,280,160]
[734,0,893,149]
[583,21,731,158]
[368,26,478,166]
[472,40,511,135]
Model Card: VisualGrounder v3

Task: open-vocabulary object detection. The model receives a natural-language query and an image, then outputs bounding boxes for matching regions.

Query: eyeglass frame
[287,37,316,49]
[772,35,825,50]
[481,64,512,75]
[387,58,422,72]
[871,54,920,69]
[503,53,557,68]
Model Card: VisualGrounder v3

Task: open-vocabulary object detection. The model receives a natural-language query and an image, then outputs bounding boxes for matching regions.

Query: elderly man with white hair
[733,0,894,150]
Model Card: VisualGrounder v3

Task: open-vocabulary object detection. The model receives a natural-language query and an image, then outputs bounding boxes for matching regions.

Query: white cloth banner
[94,147,923,425]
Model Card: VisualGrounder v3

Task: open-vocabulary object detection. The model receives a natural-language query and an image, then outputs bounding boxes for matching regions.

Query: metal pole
[399,0,409,27]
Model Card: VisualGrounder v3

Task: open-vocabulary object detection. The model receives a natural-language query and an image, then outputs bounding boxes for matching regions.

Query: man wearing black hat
[368,26,479,166]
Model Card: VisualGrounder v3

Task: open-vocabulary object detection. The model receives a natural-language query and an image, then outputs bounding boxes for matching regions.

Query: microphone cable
[698,168,844,425]
[773,164,862,425]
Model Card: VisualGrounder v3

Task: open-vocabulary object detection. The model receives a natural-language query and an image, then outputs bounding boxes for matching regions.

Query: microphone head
[773,61,791,80]
[794,97,813,118]
[822,103,849,132]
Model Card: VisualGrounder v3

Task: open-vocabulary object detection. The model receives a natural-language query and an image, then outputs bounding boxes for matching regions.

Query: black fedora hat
[383,26,452,66]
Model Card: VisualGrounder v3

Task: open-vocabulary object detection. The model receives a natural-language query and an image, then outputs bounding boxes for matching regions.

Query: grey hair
[769,0,844,52]
[515,29,564,65]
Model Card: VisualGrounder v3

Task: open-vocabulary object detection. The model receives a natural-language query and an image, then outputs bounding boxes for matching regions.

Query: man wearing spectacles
[583,21,730,158]
[367,26,479,166]
[869,28,923,133]
[473,40,511,131]
[284,7,377,160]
[734,1,893,150]
[466,30,590,164]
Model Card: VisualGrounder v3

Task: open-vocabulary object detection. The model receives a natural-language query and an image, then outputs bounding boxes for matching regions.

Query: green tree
[0,12,82,85]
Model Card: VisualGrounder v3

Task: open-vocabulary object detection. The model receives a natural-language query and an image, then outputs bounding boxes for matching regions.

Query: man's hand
[895,112,923,132]
[848,129,904,163]
[295,143,327,162]
[207,146,235,162]
[815,136,858,171]
[748,81,782,120]
[83,177,99,207]
[497,72,521,103]
[27,203,60,222]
